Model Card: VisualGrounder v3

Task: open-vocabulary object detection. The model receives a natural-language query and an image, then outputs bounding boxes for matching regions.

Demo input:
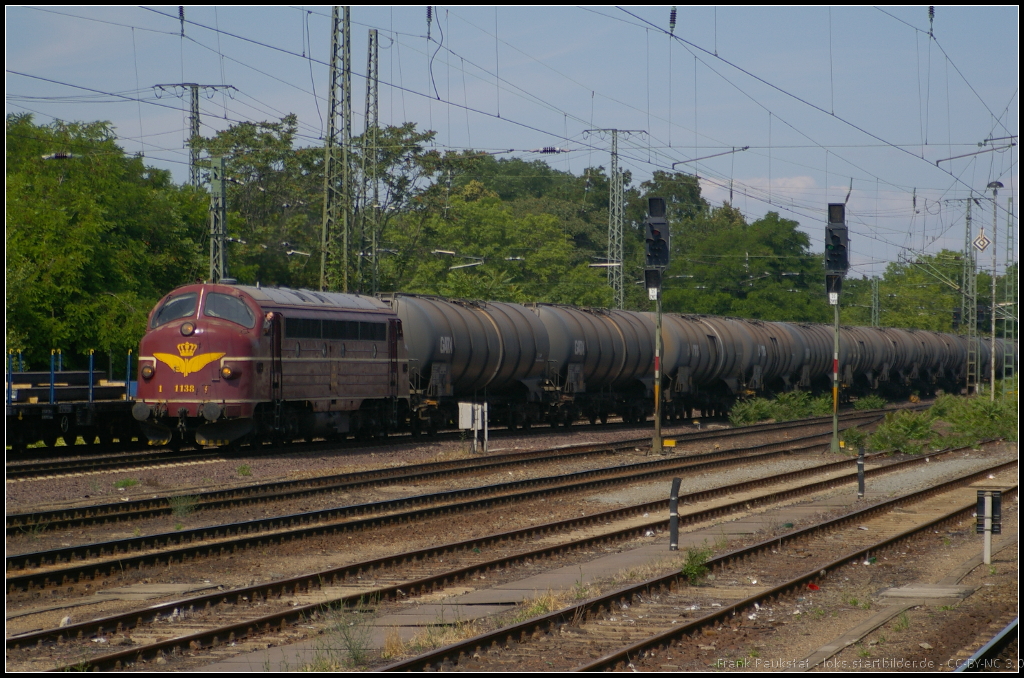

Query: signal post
[645,198,669,454]
[825,203,850,454]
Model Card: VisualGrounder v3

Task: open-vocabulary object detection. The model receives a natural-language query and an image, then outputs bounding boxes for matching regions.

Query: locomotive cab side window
[151,292,198,328]
[204,293,256,328]
[285,317,386,341]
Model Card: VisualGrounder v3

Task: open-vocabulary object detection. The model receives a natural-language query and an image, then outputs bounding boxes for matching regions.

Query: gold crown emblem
[177,342,198,357]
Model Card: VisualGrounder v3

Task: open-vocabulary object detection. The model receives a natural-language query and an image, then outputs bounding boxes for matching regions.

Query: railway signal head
[824,203,849,275]
[645,197,670,269]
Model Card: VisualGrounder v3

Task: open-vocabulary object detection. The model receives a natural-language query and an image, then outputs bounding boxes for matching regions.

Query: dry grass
[431,446,473,462]
[380,627,406,660]
[509,590,570,623]
[611,555,684,585]
[408,617,479,652]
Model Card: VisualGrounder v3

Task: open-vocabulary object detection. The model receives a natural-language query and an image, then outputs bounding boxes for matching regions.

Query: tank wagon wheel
[42,433,59,448]
[60,434,76,447]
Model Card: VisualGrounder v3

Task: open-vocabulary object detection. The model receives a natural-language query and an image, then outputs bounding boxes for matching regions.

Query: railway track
[6,409,888,535]
[6,426,861,589]
[5,404,919,481]
[952,618,1020,672]
[7,447,1008,671]
[4,416,686,480]
[377,459,1017,672]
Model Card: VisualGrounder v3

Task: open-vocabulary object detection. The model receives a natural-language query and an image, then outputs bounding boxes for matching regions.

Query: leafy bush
[810,394,836,417]
[937,391,1017,443]
[840,426,869,453]
[772,391,814,420]
[854,394,887,410]
[733,391,843,428]
[868,409,935,454]
[681,544,714,585]
[730,391,834,426]
[729,398,774,426]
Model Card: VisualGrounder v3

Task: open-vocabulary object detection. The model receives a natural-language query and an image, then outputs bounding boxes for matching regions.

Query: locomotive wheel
[43,433,59,448]
[600,413,608,425]
[589,414,598,426]
[61,434,76,447]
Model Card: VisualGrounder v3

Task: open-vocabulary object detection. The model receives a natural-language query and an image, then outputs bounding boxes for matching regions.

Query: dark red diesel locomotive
[132,283,410,447]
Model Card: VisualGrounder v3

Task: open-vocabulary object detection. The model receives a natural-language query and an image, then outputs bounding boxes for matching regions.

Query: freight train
[126,282,1016,448]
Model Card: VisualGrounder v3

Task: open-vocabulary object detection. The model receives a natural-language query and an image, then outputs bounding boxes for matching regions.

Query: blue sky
[6,6,1018,278]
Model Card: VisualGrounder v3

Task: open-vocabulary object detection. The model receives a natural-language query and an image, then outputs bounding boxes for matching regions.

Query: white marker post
[458,402,488,454]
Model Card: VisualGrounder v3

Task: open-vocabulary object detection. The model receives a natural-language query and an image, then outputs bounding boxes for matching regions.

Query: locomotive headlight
[221,365,238,380]
[180,322,196,336]
[141,364,156,379]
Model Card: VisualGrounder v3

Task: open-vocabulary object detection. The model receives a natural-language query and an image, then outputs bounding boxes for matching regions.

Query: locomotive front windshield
[204,293,256,328]
[151,292,197,328]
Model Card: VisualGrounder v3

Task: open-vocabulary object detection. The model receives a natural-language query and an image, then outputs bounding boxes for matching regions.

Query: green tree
[195,114,324,288]
[841,251,962,331]
[196,117,442,292]
[6,114,206,368]
[390,183,610,306]
[661,206,826,321]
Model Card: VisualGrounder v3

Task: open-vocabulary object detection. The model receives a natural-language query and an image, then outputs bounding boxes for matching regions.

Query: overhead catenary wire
[617,6,1016,216]
[13,5,1015,262]
[138,1,991,222]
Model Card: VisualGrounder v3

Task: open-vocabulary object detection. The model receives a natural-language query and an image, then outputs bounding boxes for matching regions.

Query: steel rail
[6,430,852,589]
[377,455,1014,671]
[12,445,975,660]
[953,617,1020,672]
[577,482,1018,671]
[7,410,886,534]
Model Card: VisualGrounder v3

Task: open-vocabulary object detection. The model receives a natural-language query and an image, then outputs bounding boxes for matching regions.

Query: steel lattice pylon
[154,84,234,189]
[962,200,979,395]
[362,28,380,295]
[1003,197,1016,389]
[208,157,227,283]
[320,6,352,293]
[607,131,623,309]
[585,128,643,309]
